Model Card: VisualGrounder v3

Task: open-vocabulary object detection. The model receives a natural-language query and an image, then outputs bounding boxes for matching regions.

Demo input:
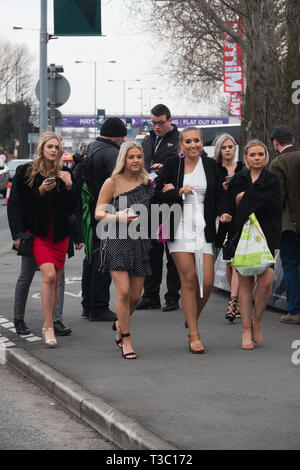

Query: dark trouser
[14,255,64,323]
[280,231,300,315]
[81,256,111,316]
[142,240,181,303]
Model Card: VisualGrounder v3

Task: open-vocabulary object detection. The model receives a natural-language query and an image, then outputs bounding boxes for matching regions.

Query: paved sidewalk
[0,249,299,450]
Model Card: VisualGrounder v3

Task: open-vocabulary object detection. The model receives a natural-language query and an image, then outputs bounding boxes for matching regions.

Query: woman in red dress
[17,132,78,346]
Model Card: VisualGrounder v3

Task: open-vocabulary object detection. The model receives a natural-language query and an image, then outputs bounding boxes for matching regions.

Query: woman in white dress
[155,127,232,354]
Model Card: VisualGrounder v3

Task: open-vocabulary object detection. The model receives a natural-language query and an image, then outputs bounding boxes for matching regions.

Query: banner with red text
[223,21,244,118]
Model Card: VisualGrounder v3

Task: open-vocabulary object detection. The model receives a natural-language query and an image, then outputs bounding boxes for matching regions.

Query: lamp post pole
[75,60,116,135]
[108,79,141,116]
[40,0,48,134]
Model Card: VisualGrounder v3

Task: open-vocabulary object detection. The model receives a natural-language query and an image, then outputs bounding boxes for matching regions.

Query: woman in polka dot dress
[95,141,155,359]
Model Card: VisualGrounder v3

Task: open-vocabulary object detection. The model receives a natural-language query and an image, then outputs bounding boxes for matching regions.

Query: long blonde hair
[111,141,149,185]
[26,131,63,187]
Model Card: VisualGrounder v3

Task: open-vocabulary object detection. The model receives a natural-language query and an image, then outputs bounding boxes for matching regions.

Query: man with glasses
[137,104,181,312]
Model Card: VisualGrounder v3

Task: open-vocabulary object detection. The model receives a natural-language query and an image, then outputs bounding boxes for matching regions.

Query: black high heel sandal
[225,297,238,322]
[121,333,137,360]
[112,320,122,348]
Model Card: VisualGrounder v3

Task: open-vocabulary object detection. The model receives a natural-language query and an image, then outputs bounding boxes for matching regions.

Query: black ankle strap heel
[121,333,137,360]
[121,333,130,338]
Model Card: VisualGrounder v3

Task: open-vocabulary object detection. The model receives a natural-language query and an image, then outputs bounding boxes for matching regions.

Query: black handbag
[222,231,240,261]
[17,233,34,257]
[94,238,108,273]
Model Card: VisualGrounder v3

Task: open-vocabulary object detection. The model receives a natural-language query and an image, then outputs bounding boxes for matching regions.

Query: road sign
[97,109,105,131]
[35,74,71,108]
[143,121,150,132]
[47,109,63,127]
[126,118,133,137]
[54,0,102,36]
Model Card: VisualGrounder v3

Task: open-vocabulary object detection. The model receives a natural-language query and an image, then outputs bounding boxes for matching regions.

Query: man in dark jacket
[79,117,127,321]
[270,125,300,324]
[137,104,181,312]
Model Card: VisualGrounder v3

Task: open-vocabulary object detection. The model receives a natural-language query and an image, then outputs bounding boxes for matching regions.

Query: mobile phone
[225,176,232,182]
[45,177,56,183]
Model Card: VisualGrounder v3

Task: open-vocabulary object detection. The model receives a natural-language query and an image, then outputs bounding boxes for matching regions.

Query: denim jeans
[142,240,181,303]
[81,256,111,316]
[14,256,64,322]
[280,231,300,315]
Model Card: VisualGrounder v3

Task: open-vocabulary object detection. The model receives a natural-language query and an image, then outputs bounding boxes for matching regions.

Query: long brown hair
[26,131,63,187]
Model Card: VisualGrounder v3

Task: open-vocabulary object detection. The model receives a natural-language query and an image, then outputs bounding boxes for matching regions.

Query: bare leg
[39,263,59,345]
[40,263,57,327]
[238,273,255,350]
[171,253,214,352]
[225,264,240,320]
[110,271,136,359]
[252,267,274,344]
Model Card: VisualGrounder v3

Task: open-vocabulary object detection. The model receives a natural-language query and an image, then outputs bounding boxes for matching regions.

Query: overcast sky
[0,0,217,117]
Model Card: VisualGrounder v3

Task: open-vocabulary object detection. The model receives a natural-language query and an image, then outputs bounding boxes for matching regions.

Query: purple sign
[60,115,229,128]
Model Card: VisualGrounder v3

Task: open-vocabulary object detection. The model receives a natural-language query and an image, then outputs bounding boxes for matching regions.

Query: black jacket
[217,161,244,183]
[216,160,244,246]
[155,155,230,243]
[227,167,282,251]
[7,163,78,243]
[143,125,180,171]
[86,137,120,196]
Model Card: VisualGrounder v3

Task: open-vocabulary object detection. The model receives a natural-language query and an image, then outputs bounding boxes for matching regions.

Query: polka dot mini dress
[102,182,155,277]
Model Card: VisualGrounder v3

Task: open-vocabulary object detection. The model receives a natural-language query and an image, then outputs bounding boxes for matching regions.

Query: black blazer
[9,163,78,242]
[227,167,282,250]
[155,155,230,243]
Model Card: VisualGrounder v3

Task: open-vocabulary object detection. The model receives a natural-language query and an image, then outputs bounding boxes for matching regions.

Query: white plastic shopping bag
[232,213,275,276]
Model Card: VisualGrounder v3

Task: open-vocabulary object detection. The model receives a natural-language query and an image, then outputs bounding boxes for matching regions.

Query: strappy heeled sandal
[112,320,122,348]
[121,333,137,360]
[225,296,238,322]
[42,327,57,347]
[234,298,241,318]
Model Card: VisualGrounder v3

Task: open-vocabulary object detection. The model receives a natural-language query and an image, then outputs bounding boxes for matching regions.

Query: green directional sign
[54,0,102,36]
[97,109,105,130]
[126,118,133,137]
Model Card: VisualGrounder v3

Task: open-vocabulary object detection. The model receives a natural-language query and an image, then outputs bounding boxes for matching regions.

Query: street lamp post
[128,87,156,116]
[75,60,116,134]
[108,79,141,115]
[13,2,59,135]
[75,60,116,116]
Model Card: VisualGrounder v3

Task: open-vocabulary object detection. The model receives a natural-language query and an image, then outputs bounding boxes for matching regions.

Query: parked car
[7,159,31,181]
[0,156,9,196]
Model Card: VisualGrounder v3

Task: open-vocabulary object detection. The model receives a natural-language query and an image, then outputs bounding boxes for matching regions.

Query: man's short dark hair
[151,104,171,120]
[275,134,294,146]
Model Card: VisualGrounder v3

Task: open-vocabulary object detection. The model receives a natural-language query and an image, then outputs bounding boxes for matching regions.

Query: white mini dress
[167,157,213,256]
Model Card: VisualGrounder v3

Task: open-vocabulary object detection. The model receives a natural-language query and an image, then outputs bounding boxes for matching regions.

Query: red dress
[33,215,69,270]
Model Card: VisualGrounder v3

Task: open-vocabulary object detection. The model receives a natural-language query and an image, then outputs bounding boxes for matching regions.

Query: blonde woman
[95,141,155,359]
[15,131,78,347]
[214,133,244,322]
[227,140,282,349]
